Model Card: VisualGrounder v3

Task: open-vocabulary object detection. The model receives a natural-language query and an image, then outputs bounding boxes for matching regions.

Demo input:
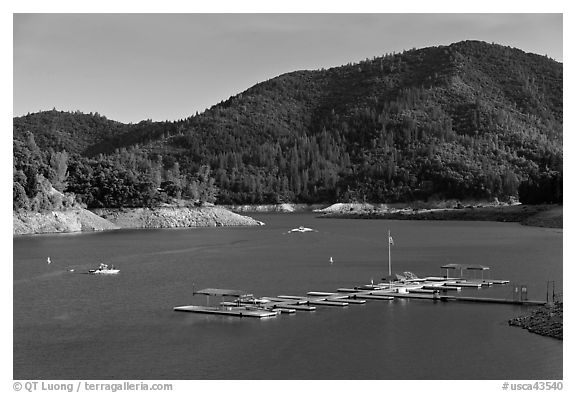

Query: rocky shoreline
[13,209,120,235]
[13,205,263,235]
[509,302,563,340]
[93,206,264,229]
[13,201,561,235]
[315,203,562,228]
[224,203,325,213]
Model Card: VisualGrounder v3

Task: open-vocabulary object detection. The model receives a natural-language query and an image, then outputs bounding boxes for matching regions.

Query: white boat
[89,263,120,275]
[288,226,314,233]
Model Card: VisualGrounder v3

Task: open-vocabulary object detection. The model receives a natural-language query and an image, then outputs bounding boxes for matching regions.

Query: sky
[13,13,563,124]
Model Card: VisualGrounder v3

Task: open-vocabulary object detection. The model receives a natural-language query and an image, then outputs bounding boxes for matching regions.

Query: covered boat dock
[174,288,279,318]
[441,263,496,282]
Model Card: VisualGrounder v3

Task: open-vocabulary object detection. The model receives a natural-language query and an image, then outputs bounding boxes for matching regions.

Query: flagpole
[388,229,391,276]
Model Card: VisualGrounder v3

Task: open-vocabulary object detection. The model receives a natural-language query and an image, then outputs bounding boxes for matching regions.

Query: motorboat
[288,226,314,233]
[89,263,120,275]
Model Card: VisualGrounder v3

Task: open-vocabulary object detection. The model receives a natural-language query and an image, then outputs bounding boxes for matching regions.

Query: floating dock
[174,267,542,319]
[440,296,546,306]
[174,305,279,318]
[423,285,462,291]
[348,294,394,300]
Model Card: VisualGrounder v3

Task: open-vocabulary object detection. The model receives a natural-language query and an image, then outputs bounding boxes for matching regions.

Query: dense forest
[13,40,562,212]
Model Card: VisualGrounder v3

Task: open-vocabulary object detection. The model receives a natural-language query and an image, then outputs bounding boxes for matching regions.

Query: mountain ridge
[13,40,562,210]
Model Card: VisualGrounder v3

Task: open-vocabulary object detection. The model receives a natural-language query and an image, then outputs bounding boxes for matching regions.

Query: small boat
[89,263,120,275]
[288,226,314,233]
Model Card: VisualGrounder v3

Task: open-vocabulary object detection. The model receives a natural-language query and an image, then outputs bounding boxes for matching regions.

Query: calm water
[13,214,562,379]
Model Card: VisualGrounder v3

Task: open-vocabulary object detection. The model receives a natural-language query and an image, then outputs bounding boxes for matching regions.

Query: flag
[389,235,394,245]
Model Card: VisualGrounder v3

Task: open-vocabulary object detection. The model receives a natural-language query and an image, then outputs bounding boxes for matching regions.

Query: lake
[13,214,563,379]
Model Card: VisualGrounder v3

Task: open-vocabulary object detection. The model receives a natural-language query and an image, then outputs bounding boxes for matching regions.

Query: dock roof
[194,288,247,297]
[441,263,490,271]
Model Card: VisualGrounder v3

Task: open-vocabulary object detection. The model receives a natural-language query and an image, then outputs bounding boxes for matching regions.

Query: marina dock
[174,305,279,318]
[440,296,546,306]
[173,265,544,319]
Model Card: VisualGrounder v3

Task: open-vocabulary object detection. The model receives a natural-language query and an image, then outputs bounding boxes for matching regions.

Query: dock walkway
[174,275,541,319]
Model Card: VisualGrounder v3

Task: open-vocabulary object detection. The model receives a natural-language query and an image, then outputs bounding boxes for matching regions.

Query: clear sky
[13,13,562,124]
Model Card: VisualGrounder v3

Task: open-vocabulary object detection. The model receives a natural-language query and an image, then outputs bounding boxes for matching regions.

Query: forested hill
[13,40,562,211]
[13,111,178,156]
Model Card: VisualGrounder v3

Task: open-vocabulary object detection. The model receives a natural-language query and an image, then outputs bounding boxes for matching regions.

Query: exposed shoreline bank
[13,205,263,236]
[13,201,561,235]
[93,206,264,229]
[227,201,561,228]
[13,209,120,235]
[224,203,325,213]
[315,203,562,229]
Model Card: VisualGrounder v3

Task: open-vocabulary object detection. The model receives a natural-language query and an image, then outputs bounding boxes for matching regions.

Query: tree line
[13,131,218,212]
